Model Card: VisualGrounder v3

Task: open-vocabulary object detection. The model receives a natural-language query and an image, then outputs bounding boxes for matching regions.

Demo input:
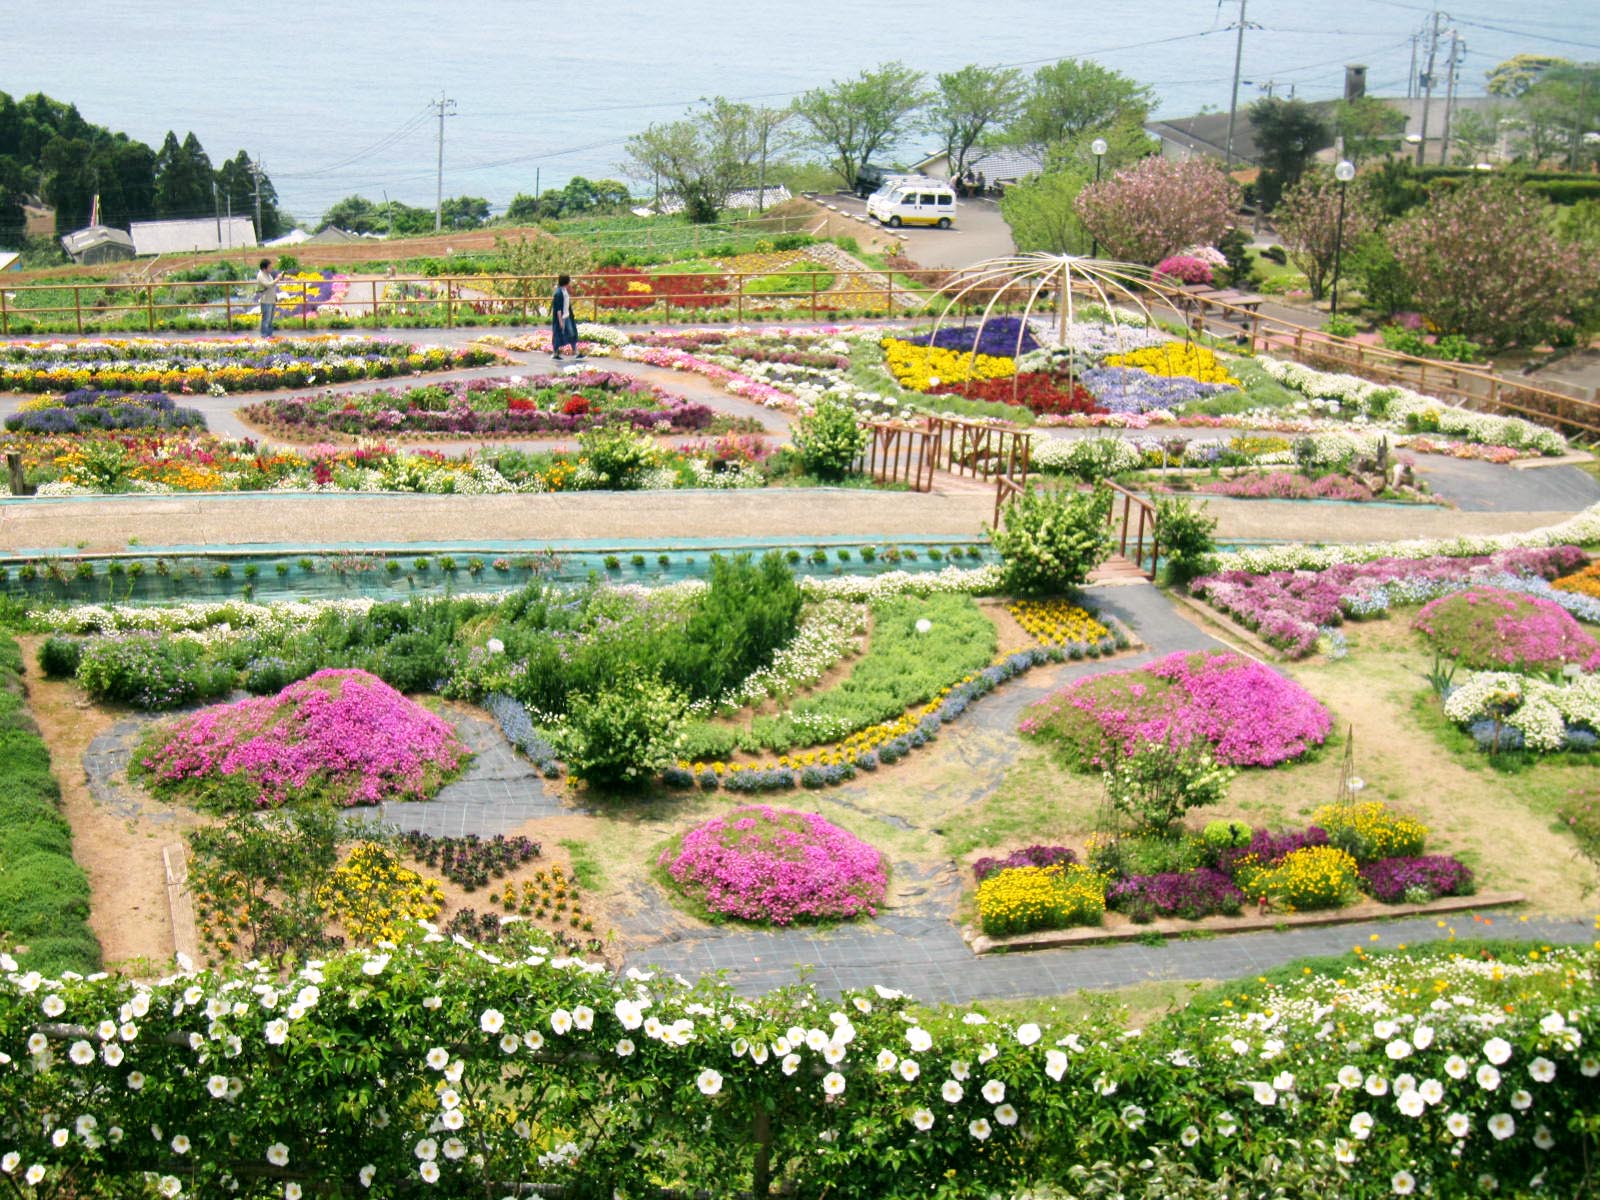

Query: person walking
[255,258,282,337]
[550,274,582,360]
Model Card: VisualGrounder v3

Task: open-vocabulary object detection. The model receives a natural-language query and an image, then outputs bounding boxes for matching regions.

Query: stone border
[1168,591,1285,661]
[964,890,1526,955]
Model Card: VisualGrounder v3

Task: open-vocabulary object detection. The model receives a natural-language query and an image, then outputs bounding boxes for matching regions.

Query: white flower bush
[689,599,867,717]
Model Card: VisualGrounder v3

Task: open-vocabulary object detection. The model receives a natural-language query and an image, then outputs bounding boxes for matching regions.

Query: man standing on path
[255,259,282,338]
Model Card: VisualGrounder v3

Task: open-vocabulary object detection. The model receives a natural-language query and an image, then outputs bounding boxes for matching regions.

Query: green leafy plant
[791,400,867,482]
[990,485,1113,595]
[1153,494,1219,588]
[556,671,686,790]
[1100,733,1235,835]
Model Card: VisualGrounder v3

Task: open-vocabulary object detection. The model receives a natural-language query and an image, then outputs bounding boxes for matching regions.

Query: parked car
[865,176,958,229]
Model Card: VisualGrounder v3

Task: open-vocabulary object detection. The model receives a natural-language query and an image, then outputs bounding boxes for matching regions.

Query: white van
[866,177,957,229]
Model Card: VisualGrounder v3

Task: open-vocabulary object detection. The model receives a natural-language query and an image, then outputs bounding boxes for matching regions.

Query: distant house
[0,251,20,273]
[129,216,258,256]
[911,148,1045,187]
[652,185,791,217]
[264,227,312,247]
[303,225,364,245]
[60,225,136,265]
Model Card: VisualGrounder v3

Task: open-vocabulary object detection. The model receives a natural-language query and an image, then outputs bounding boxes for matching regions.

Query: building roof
[265,227,311,247]
[912,147,1046,182]
[304,225,364,244]
[0,251,19,272]
[60,225,135,256]
[129,216,258,256]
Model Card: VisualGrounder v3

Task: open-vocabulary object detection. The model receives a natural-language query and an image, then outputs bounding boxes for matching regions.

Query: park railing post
[7,451,27,497]
[146,284,155,332]
[74,285,83,334]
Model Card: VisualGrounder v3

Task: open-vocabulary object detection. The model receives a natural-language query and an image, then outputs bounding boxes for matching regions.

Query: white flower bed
[1442,671,1600,752]
[1210,503,1600,574]
[689,598,867,717]
[1253,357,1569,456]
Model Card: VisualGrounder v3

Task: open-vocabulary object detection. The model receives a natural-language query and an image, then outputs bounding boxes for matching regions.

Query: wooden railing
[0,269,936,335]
[1103,480,1160,578]
[1141,279,1600,441]
[858,420,939,491]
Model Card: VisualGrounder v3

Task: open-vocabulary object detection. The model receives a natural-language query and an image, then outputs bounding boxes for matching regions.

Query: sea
[9,0,1598,225]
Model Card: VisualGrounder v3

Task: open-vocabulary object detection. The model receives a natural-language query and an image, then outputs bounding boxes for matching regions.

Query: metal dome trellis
[914,253,1180,406]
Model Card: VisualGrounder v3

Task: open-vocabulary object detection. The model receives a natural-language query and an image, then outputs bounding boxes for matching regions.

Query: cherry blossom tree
[1389,180,1595,349]
[1275,169,1379,301]
[1073,158,1240,265]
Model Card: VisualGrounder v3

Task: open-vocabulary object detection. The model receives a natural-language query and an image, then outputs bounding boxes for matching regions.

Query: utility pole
[1224,0,1259,167]
[1407,34,1419,99]
[251,158,264,238]
[1415,10,1445,166]
[212,180,221,245]
[1440,31,1463,164]
[432,92,457,233]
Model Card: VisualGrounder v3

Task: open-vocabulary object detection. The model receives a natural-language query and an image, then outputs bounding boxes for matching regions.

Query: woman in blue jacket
[551,275,581,360]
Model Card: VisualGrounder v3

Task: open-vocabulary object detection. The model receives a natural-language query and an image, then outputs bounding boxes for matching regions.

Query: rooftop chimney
[1345,64,1368,101]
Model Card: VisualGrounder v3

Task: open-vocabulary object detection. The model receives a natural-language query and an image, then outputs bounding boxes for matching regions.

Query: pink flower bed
[1413,586,1600,671]
[659,805,887,925]
[1020,650,1331,767]
[1192,472,1375,501]
[618,344,794,410]
[140,668,470,809]
[1192,546,1588,658]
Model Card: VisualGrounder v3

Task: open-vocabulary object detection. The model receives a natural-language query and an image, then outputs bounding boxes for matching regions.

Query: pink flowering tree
[1275,170,1378,301]
[1388,180,1596,349]
[1073,158,1240,265]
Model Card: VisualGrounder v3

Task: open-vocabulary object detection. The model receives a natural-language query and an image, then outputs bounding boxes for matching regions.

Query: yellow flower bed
[1237,845,1361,912]
[1227,434,1293,458]
[319,843,445,946]
[977,864,1108,936]
[1552,561,1600,601]
[1105,343,1241,387]
[1007,599,1110,647]
[881,337,1015,392]
[1311,801,1428,862]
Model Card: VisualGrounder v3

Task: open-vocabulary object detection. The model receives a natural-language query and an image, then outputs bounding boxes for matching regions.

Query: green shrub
[1100,735,1234,836]
[991,485,1112,595]
[556,672,686,790]
[76,635,235,709]
[792,400,867,482]
[1153,494,1218,588]
[37,636,83,679]
[1202,819,1252,852]
[578,426,659,489]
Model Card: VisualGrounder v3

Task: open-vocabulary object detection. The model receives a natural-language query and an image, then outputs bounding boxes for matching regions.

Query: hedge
[0,637,100,976]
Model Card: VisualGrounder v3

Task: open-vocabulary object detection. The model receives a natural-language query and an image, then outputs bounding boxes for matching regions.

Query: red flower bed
[929,373,1102,417]
[586,267,732,311]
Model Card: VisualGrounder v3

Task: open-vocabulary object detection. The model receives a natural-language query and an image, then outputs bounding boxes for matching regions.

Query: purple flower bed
[139,668,470,809]
[972,844,1077,883]
[1079,365,1236,414]
[1358,855,1475,903]
[1022,650,1331,767]
[1192,546,1589,658]
[908,316,1040,358]
[1107,868,1243,919]
[659,805,887,925]
[1215,826,1330,877]
[6,389,206,433]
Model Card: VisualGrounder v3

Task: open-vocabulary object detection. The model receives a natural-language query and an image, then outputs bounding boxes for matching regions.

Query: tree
[999,168,1091,254]
[153,130,213,218]
[1447,107,1507,166]
[216,150,283,239]
[625,97,764,223]
[1248,98,1331,210]
[439,195,490,229]
[1274,168,1379,302]
[1518,62,1600,170]
[322,194,381,233]
[1388,180,1595,349]
[504,192,543,223]
[794,61,927,187]
[1074,157,1240,265]
[1334,97,1406,165]
[1485,53,1572,97]
[924,64,1026,176]
[1010,59,1151,157]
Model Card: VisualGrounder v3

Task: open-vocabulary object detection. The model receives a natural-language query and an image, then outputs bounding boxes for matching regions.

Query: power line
[273,105,433,179]
[432,93,457,233]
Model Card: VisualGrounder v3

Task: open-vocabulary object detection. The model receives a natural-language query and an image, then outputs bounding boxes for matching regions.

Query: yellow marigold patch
[1552,561,1600,601]
[977,864,1108,936]
[880,337,1015,392]
[1007,599,1110,647]
[1311,801,1428,863]
[1105,342,1240,387]
[319,842,445,945]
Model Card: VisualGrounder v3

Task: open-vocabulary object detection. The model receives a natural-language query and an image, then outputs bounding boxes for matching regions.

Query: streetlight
[1330,159,1355,317]
[1090,138,1108,257]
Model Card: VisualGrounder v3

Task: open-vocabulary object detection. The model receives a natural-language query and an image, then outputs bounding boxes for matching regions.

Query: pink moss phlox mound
[1413,586,1600,672]
[1020,650,1331,767]
[140,668,470,808]
[660,805,887,925]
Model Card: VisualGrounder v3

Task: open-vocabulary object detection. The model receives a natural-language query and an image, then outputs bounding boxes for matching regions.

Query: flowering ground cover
[1190,471,1380,502]
[881,337,1015,392]
[1414,586,1600,672]
[658,804,887,924]
[1005,598,1110,647]
[239,371,719,439]
[4,390,206,433]
[136,668,470,810]
[906,316,1041,359]
[1020,650,1331,768]
[1553,559,1600,600]
[1442,670,1600,753]
[0,335,496,395]
[1192,546,1590,658]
